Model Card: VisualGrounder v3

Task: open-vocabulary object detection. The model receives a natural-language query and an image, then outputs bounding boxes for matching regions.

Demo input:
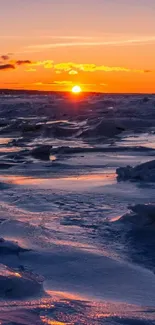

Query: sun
[72,85,82,94]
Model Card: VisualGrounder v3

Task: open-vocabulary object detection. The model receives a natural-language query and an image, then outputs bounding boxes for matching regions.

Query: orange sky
[0,0,155,93]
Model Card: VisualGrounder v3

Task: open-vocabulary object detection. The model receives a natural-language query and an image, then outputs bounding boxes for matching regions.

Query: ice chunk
[119,204,155,227]
[0,238,30,255]
[117,160,155,181]
[31,145,52,161]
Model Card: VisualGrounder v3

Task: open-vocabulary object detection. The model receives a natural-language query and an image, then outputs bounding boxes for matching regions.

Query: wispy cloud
[27,60,53,68]
[16,60,32,65]
[8,59,33,68]
[33,81,73,87]
[52,81,73,85]
[3,59,54,70]
[33,81,96,88]
[25,68,36,72]
[33,82,44,86]
[0,59,35,71]
[0,64,15,71]
[1,55,10,61]
[0,34,93,40]
[100,83,107,87]
[41,36,94,40]
[26,36,155,51]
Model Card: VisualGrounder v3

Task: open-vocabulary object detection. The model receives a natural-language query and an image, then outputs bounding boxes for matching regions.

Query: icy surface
[0,92,155,324]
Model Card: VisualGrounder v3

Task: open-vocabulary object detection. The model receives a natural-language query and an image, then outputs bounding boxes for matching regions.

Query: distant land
[0,89,154,96]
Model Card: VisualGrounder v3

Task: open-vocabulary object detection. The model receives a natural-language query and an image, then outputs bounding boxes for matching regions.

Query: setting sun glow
[0,1,155,93]
[72,86,82,94]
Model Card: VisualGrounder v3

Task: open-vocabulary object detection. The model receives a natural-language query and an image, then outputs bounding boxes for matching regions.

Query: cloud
[27,42,113,50]
[27,60,53,68]
[42,60,53,68]
[25,68,36,72]
[1,55,10,60]
[9,59,53,69]
[42,35,94,40]
[55,70,62,74]
[33,82,43,86]
[52,81,73,85]
[0,58,54,71]
[33,81,71,87]
[33,81,73,87]
[26,36,155,52]
[16,60,32,65]
[54,63,73,71]
[0,59,35,71]
[0,64,15,70]
[68,70,78,75]
[8,59,33,67]
[53,62,147,74]
[0,57,151,76]
[15,59,150,74]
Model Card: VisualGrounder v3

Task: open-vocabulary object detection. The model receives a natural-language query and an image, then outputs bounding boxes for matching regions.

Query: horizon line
[0,88,155,96]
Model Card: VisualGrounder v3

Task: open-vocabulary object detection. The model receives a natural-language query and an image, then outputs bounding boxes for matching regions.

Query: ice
[117,159,155,181]
[1,92,155,324]
[31,145,52,161]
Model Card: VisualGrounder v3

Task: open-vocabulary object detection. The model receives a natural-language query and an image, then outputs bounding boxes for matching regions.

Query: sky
[0,0,155,93]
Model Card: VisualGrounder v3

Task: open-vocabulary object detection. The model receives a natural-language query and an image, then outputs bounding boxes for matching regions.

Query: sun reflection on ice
[41,317,69,325]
